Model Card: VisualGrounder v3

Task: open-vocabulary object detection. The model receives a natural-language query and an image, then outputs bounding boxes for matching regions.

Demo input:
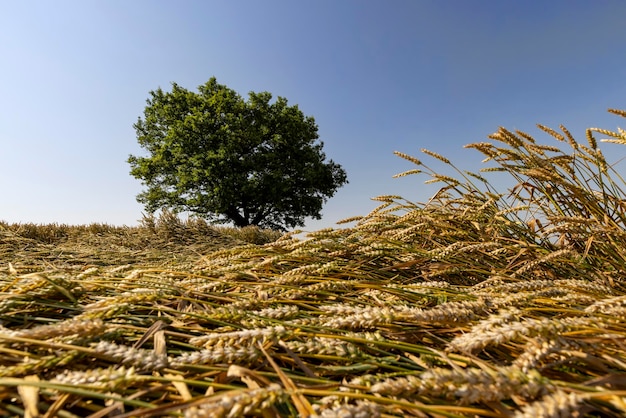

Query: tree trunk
[226,205,250,228]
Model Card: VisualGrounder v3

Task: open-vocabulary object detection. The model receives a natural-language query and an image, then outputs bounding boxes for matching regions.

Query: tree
[128,77,348,231]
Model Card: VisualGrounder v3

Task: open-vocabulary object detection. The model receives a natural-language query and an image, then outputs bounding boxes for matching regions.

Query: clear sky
[2,1,626,231]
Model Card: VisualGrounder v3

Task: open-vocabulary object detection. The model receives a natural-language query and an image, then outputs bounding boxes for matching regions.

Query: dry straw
[1,109,626,416]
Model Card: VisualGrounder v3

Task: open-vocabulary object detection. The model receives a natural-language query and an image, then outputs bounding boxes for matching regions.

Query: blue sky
[2,1,626,231]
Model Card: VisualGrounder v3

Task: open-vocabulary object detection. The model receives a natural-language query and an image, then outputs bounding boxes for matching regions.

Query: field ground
[2,112,626,417]
[1,215,280,270]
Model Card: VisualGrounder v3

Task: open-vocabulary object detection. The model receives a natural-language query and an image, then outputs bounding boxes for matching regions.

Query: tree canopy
[128,77,348,230]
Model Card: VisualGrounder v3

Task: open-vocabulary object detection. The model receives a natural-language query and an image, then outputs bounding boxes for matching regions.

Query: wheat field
[2,109,626,417]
